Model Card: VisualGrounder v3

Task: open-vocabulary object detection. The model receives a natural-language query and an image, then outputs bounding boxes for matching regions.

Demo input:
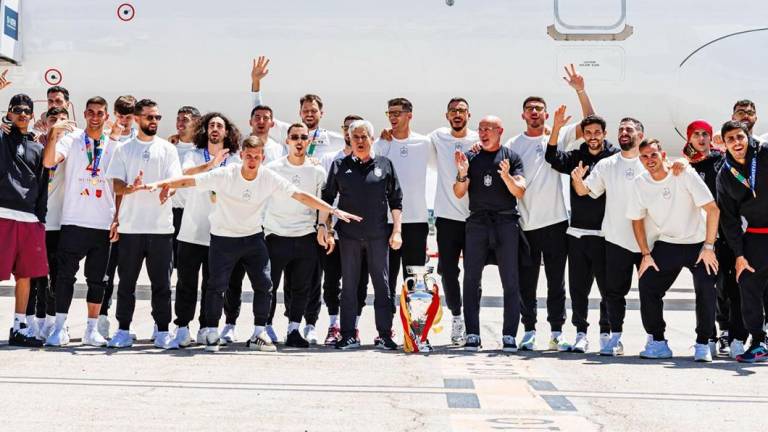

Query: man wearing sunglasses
[0,93,48,347]
[374,98,433,347]
[262,123,328,347]
[105,99,182,350]
[506,64,595,352]
[427,97,478,346]
[41,97,118,347]
[250,56,344,159]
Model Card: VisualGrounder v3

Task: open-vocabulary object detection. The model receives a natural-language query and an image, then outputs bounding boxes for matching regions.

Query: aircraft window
[548,0,633,41]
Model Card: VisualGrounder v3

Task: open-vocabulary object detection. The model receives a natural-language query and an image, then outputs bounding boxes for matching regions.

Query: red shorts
[0,217,48,281]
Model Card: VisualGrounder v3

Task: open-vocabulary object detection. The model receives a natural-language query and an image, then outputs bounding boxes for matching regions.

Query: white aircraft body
[1,0,767,157]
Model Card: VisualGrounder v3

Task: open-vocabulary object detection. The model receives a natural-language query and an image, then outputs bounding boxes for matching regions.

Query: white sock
[453,314,462,321]
[254,325,266,336]
[13,313,25,330]
[355,315,360,329]
[329,315,339,327]
[54,312,68,330]
[87,317,98,328]
[45,315,55,327]
[288,322,300,332]
[26,314,36,325]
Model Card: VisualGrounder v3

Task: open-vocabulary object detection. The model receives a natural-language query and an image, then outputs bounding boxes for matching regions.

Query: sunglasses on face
[10,106,32,115]
[289,134,310,141]
[386,110,409,118]
[524,105,546,113]
[143,115,162,121]
[448,108,468,114]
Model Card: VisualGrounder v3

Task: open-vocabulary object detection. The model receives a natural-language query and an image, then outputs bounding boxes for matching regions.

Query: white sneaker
[730,339,746,359]
[694,343,713,362]
[708,340,717,360]
[599,332,611,351]
[39,318,55,341]
[154,331,178,350]
[107,329,133,348]
[640,339,673,359]
[97,315,110,340]
[174,326,192,348]
[549,332,571,352]
[196,328,207,345]
[247,329,277,352]
[150,324,158,342]
[45,326,70,347]
[571,332,589,353]
[451,316,466,346]
[520,330,536,351]
[265,325,278,343]
[303,324,318,345]
[220,324,237,345]
[204,328,220,352]
[600,333,623,356]
[83,325,107,347]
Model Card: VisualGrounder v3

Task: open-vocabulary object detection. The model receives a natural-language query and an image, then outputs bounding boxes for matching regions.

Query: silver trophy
[403,265,439,352]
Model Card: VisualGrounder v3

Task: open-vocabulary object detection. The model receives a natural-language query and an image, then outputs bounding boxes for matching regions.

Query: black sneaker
[9,326,43,348]
[717,332,730,356]
[374,335,399,350]
[335,335,361,350]
[285,329,309,348]
[464,334,481,351]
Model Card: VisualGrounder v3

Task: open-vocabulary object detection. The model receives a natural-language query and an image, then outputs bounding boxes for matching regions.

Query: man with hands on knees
[137,136,360,352]
[627,139,720,362]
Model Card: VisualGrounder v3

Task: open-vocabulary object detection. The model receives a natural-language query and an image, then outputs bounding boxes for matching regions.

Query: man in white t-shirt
[140,136,360,352]
[571,117,650,356]
[427,97,478,346]
[97,94,137,339]
[169,106,200,270]
[263,123,327,348]
[374,98,434,328]
[249,56,345,159]
[248,104,286,163]
[41,96,120,347]
[506,65,595,352]
[105,99,182,350]
[27,107,72,340]
[172,112,242,348]
[627,139,719,362]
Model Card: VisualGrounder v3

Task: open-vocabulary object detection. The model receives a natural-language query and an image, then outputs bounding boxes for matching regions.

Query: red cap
[686,120,713,142]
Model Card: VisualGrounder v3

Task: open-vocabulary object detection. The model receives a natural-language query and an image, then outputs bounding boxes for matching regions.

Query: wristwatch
[702,243,715,251]
[317,223,327,231]
[455,173,468,182]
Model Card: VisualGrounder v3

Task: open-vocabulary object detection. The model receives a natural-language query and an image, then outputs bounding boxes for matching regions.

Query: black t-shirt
[691,150,725,198]
[466,146,524,216]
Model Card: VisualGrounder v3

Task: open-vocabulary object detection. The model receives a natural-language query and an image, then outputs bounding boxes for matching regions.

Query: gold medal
[210,191,217,204]
[48,183,53,193]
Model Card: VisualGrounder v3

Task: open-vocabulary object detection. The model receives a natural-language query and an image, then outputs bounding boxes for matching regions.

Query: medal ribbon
[724,156,757,198]
[203,148,228,167]
[307,128,320,156]
[84,132,106,178]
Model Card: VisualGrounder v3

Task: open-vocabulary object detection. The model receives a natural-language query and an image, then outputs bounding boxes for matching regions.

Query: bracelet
[317,223,327,231]
[702,243,715,251]
[455,173,468,182]
[642,252,651,257]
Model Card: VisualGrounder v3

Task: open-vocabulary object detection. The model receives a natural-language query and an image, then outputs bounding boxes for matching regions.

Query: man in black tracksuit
[321,119,403,350]
[544,110,617,352]
[716,121,768,363]
[685,120,746,356]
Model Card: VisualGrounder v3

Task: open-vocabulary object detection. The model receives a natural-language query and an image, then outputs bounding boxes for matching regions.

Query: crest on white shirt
[142,150,150,162]
[662,187,672,200]
[399,145,409,158]
[242,189,252,201]
[624,168,635,179]
[483,174,492,187]
[291,174,301,185]
[454,142,463,151]
[374,167,382,177]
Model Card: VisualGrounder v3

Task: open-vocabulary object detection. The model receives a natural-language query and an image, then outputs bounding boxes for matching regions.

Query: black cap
[8,93,33,111]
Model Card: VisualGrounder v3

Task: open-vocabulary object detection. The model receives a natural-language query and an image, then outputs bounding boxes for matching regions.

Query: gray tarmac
[0,250,766,432]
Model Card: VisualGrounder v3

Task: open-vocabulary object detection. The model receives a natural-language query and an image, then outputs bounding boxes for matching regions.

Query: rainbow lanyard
[307,128,321,156]
[83,132,106,177]
[724,156,757,198]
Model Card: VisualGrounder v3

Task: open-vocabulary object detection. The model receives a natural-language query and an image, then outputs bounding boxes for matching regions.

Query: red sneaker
[324,326,341,346]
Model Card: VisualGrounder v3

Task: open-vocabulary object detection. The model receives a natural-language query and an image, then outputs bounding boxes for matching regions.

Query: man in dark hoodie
[545,107,617,353]
[0,92,48,347]
[716,120,768,363]
[685,120,746,359]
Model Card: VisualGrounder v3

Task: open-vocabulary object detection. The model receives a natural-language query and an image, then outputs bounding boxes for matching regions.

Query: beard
[140,125,157,136]
[619,141,635,151]
[451,119,467,132]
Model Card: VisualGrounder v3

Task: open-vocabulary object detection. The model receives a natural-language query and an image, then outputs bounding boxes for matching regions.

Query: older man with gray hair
[321,120,404,350]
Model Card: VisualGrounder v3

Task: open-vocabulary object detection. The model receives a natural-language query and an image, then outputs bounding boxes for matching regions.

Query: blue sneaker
[736,344,768,363]
[640,339,673,359]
